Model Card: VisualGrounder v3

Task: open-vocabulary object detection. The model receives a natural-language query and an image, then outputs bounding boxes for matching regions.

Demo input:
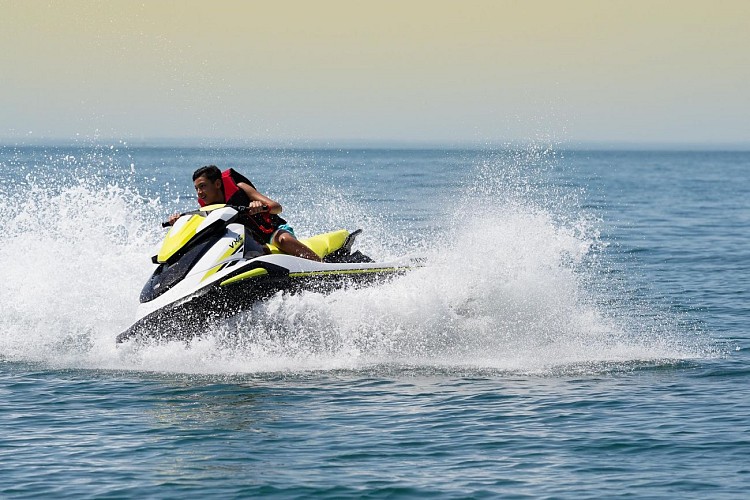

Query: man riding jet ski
[177,165,321,261]
[117,167,413,343]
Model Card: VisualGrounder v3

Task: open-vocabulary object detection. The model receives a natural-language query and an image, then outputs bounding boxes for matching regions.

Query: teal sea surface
[1,145,748,497]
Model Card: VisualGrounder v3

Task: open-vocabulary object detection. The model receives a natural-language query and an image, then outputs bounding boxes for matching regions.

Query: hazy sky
[2,0,748,145]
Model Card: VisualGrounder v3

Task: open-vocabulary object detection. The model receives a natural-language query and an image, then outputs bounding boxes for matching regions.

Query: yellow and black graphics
[201,233,245,282]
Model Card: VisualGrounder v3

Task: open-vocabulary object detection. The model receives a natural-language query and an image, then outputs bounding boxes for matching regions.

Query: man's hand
[168,213,181,225]
[247,201,267,215]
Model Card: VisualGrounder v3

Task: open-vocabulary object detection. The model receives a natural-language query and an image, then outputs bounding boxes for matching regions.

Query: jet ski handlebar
[161,205,269,227]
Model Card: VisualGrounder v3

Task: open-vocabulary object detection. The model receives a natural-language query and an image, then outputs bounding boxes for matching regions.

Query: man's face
[194,175,224,204]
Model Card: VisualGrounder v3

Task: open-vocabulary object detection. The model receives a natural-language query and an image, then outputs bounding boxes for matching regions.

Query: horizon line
[2,136,750,152]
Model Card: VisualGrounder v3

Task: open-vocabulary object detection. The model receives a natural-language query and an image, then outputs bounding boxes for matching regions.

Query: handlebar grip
[161,221,171,228]
[234,204,269,213]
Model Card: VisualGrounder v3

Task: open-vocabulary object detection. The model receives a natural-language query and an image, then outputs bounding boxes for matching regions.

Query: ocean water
[0,144,748,498]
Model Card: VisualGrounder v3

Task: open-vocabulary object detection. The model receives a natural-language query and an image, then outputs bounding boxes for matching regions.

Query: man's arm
[236,182,282,215]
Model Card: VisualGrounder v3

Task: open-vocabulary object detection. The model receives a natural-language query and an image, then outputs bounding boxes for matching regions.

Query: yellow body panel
[157,204,228,263]
[220,268,269,286]
[157,215,205,263]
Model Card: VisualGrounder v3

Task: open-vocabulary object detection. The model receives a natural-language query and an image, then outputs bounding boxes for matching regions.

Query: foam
[0,147,713,375]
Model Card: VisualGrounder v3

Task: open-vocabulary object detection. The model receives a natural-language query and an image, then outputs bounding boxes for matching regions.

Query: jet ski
[117,204,413,343]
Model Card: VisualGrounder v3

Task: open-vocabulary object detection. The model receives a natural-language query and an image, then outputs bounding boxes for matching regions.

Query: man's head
[193,165,224,205]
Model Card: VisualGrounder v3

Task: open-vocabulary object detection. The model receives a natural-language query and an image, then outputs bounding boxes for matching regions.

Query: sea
[0,142,748,498]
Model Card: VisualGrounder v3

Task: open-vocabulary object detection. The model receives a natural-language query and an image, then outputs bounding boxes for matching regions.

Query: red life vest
[197,169,244,207]
[197,168,286,241]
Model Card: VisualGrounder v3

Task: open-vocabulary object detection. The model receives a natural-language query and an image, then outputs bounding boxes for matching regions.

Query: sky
[1,0,749,146]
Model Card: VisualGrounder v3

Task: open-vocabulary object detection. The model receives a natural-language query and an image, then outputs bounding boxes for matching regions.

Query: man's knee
[276,231,292,244]
[276,231,300,248]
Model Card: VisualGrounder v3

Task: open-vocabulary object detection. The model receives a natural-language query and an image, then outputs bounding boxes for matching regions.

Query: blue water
[1,144,748,497]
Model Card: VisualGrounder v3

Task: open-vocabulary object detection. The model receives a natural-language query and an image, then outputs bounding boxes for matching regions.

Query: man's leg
[273,230,321,262]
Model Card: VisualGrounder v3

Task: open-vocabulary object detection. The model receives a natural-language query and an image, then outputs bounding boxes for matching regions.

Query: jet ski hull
[117,267,409,343]
[116,262,407,343]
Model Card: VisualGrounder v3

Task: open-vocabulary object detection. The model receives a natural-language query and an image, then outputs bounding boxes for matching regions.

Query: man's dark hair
[193,165,222,182]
